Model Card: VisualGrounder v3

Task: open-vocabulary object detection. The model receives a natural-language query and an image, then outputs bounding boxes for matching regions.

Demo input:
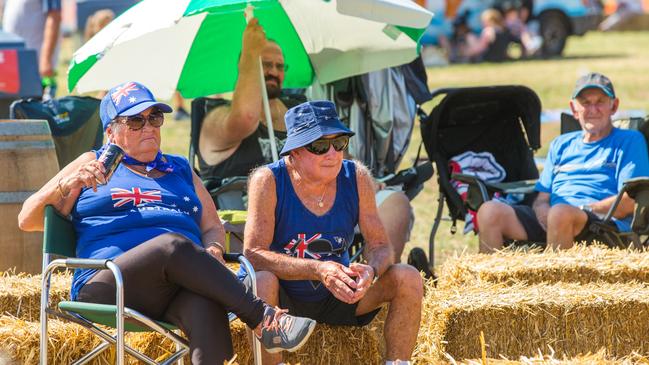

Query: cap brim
[572,85,615,99]
[119,101,173,117]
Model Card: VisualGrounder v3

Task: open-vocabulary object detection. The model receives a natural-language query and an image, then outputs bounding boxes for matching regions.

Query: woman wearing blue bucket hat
[19,81,316,364]
[243,100,424,365]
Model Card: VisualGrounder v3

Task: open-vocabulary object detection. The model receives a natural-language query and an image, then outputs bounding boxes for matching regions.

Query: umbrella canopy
[68,0,431,99]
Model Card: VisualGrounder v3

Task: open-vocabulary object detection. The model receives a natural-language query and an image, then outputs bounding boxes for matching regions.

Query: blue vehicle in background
[421,0,603,57]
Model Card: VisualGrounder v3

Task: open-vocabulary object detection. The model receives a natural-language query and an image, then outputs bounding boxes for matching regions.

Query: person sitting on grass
[477,72,649,252]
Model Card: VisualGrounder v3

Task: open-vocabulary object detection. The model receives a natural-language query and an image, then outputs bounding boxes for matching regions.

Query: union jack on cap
[99,81,173,130]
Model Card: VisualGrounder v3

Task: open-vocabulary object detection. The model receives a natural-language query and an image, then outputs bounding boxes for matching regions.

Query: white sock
[386,361,411,365]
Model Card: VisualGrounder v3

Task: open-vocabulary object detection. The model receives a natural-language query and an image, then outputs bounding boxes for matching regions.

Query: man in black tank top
[198,18,303,187]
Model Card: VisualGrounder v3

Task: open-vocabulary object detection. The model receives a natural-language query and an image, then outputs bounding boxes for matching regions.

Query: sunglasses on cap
[115,111,164,131]
[304,135,350,155]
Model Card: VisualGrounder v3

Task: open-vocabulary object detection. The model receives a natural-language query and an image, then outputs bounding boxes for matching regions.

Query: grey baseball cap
[572,72,616,99]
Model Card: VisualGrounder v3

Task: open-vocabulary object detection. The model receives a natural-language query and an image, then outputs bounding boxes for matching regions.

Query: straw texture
[414,280,649,363]
[439,245,649,289]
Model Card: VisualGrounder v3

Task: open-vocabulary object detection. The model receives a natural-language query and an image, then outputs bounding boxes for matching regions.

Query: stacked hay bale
[438,245,649,289]
[0,271,387,364]
[0,272,71,320]
[0,314,386,364]
[414,280,649,362]
[412,245,649,363]
[456,349,649,364]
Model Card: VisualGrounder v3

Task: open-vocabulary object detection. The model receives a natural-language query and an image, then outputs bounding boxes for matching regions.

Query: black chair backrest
[189,97,229,173]
[421,85,542,220]
[560,112,649,147]
[10,96,103,166]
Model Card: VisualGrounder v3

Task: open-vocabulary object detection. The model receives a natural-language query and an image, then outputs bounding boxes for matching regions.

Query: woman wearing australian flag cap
[19,81,315,364]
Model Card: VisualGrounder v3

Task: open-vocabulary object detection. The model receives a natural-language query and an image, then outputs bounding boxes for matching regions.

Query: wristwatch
[579,204,593,213]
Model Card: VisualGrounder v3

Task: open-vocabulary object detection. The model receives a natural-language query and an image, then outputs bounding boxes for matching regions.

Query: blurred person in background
[2,0,62,99]
[83,9,115,100]
[462,8,512,62]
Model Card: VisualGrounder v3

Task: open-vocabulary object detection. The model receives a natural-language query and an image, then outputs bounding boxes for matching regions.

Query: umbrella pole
[258,58,279,162]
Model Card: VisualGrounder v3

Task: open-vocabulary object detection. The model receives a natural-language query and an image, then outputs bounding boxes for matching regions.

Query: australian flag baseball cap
[99,81,172,130]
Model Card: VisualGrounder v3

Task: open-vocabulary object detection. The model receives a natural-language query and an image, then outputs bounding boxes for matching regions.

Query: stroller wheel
[407,247,435,281]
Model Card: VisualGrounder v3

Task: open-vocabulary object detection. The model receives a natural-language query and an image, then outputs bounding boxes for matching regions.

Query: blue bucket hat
[100,81,172,130]
[280,100,355,156]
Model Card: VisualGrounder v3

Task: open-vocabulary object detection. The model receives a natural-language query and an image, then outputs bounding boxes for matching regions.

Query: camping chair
[40,205,262,365]
[10,96,103,167]
[414,86,542,276]
[558,113,649,248]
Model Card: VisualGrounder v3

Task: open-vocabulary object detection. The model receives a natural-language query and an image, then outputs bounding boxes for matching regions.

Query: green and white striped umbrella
[68,0,431,99]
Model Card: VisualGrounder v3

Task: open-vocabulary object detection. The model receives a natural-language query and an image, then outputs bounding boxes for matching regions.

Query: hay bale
[0,308,386,364]
[439,245,649,289]
[232,308,387,365]
[0,272,71,321]
[414,280,649,363]
[456,349,649,364]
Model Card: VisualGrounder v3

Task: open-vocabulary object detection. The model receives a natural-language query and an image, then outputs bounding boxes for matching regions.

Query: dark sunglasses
[304,135,349,155]
[115,111,164,131]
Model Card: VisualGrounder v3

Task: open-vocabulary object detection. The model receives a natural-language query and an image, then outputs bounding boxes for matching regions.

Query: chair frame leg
[41,258,188,365]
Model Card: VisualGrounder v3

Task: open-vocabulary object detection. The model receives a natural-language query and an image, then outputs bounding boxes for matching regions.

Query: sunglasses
[304,135,349,155]
[115,111,164,131]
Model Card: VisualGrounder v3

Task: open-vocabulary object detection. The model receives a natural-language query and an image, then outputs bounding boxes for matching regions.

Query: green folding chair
[39,205,262,364]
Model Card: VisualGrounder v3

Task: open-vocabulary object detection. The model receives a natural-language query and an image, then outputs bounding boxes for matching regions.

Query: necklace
[316,185,327,208]
[288,156,327,208]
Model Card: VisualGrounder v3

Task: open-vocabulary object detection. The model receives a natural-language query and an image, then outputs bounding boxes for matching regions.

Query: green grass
[56,31,649,269]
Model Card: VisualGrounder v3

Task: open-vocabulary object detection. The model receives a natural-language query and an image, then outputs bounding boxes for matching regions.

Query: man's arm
[588,193,634,219]
[201,18,266,152]
[39,7,62,78]
[355,163,394,277]
[244,167,359,303]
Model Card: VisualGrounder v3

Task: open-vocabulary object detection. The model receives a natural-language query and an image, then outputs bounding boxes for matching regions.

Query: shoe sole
[263,320,316,354]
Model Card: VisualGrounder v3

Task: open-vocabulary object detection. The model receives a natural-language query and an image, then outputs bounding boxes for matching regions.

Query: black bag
[10,96,103,166]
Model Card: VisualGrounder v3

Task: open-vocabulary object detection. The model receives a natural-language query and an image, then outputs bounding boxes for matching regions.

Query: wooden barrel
[0,120,59,274]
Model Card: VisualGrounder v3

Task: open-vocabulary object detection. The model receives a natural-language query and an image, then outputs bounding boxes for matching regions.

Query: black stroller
[408,85,542,276]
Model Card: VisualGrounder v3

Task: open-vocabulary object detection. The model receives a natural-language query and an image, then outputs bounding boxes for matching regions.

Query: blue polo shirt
[536,127,649,231]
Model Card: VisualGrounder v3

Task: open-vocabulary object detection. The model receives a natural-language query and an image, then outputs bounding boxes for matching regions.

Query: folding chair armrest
[64,258,112,269]
[450,173,490,207]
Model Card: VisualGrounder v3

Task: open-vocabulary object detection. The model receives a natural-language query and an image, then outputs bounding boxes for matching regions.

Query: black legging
[76,233,264,364]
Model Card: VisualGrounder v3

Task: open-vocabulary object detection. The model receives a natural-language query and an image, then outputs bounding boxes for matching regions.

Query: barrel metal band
[0,140,56,150]
[0,191,35,203]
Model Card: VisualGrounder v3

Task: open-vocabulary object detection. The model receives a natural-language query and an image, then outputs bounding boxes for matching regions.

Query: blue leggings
[77,233,264,364]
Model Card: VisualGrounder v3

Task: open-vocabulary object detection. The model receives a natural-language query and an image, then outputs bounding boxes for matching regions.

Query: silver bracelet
[206,241,225,253]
